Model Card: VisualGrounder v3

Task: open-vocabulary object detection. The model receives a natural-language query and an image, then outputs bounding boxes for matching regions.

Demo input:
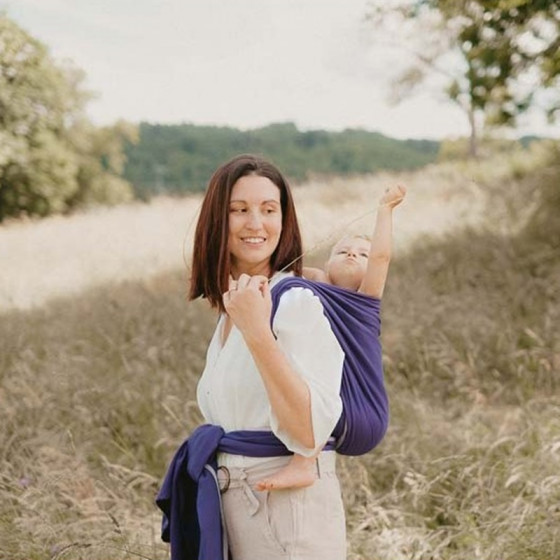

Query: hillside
[123,122,439,198]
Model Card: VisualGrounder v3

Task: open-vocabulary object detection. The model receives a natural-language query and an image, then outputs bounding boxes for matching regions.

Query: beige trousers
[217,452,346,560]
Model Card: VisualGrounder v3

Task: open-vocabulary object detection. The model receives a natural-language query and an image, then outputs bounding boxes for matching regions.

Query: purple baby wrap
[271,276,389,456]
[156,277,389,560]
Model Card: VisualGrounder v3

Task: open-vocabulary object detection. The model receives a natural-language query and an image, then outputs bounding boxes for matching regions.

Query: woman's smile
[228,174,283,277]
[242,236,267,244]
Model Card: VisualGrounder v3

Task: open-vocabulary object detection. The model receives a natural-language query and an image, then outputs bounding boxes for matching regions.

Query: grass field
[1,143,559,559]
[0,163,486,312]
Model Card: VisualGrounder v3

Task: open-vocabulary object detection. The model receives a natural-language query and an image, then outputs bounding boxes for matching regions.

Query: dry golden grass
[0,197,200,311]
[1,145,559,559]
[0,162,487,312]
[296,163,487,251]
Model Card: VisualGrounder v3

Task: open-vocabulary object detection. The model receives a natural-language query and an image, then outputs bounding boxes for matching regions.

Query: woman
[158,154,347,560]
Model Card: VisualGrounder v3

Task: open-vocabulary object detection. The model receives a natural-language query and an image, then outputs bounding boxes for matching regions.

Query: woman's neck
[231,263,272,279]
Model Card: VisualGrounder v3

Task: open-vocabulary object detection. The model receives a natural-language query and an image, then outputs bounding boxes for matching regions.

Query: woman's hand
[223,274,272,341]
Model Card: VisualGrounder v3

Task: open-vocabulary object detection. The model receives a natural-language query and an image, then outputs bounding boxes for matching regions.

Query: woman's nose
[246,210,263,229]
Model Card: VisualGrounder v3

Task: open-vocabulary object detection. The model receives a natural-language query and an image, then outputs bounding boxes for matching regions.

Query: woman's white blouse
[196,273,344,468]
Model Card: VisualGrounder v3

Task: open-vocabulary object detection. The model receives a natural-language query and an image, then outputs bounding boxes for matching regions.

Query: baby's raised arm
[359,185,406,298]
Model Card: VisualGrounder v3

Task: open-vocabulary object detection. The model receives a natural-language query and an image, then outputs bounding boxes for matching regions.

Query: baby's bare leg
[256,453,318,491]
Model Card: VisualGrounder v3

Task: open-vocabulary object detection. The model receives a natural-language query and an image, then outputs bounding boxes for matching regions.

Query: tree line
[1,1,558,222]
[123,122,439,199]
[0,10,438,221]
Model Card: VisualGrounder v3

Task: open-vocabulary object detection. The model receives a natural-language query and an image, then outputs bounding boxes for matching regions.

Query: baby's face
[326,236,370,291]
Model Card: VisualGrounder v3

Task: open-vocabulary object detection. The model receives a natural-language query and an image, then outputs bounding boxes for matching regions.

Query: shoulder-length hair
[189,154,303,311]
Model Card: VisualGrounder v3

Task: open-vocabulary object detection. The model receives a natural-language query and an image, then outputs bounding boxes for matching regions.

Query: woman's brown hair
[189,154,303,310]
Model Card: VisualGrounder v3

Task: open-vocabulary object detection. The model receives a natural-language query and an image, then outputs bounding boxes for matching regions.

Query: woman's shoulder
[270,272,318,294]
[271,276,325,327]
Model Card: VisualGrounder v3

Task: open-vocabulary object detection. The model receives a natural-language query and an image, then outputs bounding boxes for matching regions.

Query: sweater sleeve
[270,287,344,456]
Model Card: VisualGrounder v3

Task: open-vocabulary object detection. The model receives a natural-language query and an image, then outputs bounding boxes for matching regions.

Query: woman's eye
[360,253,368,258]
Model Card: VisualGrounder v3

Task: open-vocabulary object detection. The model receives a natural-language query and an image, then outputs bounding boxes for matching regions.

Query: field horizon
[0,161,487,313]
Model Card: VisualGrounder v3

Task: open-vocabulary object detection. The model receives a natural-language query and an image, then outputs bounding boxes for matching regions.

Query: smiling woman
[157,154,348,560]
[227,175,283,278]
[188,154,302,311]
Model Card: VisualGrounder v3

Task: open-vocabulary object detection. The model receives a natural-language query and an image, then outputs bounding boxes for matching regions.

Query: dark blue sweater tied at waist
[156,424,334,560]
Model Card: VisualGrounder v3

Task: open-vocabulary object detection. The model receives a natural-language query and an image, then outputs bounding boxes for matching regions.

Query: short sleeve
[270,287,344,456]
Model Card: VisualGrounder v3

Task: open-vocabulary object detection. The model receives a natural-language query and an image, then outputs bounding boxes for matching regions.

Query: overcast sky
[4,0,559,139]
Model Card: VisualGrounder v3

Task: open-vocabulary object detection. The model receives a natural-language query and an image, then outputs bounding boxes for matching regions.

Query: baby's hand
[380,184,406,209]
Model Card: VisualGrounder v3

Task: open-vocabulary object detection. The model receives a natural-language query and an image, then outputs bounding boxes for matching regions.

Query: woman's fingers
[228,275,238,291]
[260,277,271,300]
[223,274,272,334]
[233,274,269,292]
[224,274,270,312]
[248,275,269,292]
[236,273,251,289]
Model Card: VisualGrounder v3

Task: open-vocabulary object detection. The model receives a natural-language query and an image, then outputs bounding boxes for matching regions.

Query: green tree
[367,0,560,157]
[0,15,136,221]
[66,119,138,207]
[0,15,81,219]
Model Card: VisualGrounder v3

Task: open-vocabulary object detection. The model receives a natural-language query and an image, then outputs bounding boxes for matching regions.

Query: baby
[256,183,406,491]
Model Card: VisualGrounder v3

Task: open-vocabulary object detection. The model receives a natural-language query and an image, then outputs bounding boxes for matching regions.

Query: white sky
[3,0,559,139]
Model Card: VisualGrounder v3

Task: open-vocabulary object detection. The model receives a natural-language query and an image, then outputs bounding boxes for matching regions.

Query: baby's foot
[256,462,317,491]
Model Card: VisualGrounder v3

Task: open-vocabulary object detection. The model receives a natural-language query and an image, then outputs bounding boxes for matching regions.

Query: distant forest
[123,122,440,198]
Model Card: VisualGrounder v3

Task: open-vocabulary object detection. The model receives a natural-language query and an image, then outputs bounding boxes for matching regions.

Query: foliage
[367,0,560,156]
[123,122,439,198]
[0,15,137,222]
[66,119,138,208]
[437,135,525,160]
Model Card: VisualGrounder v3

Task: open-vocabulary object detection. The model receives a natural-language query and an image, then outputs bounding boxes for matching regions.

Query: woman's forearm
[243,328,315,449]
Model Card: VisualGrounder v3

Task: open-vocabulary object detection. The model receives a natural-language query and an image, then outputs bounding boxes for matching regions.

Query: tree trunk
[468,107,477,158]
